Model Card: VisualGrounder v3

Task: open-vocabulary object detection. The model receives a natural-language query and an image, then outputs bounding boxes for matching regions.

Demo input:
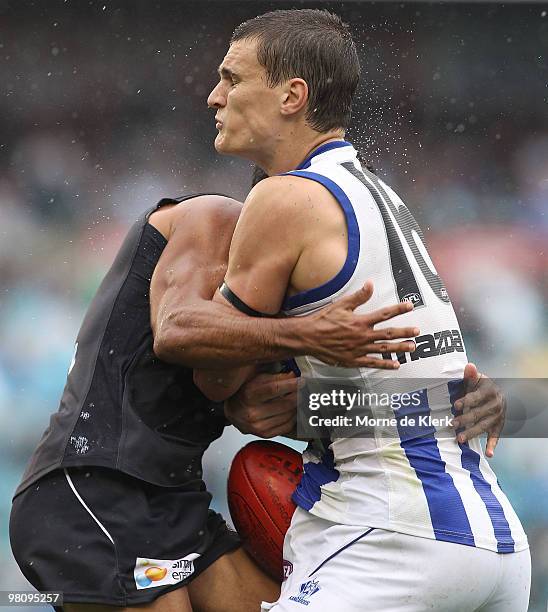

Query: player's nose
[207,82,225,109]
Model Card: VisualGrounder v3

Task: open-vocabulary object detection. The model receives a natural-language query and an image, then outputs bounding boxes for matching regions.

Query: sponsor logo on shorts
[134,554,200,590]
[282,560,293,580]
[289,579,321,606]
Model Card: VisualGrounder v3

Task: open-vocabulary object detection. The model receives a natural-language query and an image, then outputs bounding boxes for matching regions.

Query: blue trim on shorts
[308,528,375,577]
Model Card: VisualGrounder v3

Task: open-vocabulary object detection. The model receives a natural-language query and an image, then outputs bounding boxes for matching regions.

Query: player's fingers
[253,376,299,403]
[485,432,500,458]
[358,340,416,355]
[262,394,298,418]
[485,407,505,457]
[455,374,499,412]
[245,373,296,402]
[348,356,401,370]
[258,409,295,427]
[455,414,500,445]
[271,390,298,406]
[456,389,485,413]
[452,398,501,430]
[259,414,297,439]
[367,327,420,342]
[337,280,374,310]
[245,372,284,388]
[247,395,297,423]
[366,300,415,324]
[463,362,479,385]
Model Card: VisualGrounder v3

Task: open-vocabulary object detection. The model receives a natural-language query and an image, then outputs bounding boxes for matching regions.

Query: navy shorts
[10,467,240,606]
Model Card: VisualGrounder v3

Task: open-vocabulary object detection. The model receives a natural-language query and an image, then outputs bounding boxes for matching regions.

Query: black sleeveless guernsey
[15,194,228,496]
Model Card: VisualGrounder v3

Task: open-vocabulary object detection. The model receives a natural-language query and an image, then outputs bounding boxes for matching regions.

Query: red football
[228,440,303,580]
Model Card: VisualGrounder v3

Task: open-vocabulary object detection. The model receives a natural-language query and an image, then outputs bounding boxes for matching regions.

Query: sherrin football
[227,440,303,580]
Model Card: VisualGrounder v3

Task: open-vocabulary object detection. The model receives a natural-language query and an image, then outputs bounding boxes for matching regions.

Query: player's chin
[214,132,243,156]
[214,132,230,153]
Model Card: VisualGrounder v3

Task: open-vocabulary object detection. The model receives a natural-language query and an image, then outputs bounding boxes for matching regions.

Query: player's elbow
[153,318,194,366]
[193,369,235,402]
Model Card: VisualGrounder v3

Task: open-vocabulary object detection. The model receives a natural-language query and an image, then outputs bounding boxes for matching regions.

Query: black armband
[219,281,270,317]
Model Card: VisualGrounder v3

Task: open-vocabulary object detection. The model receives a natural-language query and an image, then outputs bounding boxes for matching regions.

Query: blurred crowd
[0,1,547,609]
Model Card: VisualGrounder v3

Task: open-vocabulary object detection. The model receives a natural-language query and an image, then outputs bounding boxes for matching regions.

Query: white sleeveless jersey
[282,141,527,554]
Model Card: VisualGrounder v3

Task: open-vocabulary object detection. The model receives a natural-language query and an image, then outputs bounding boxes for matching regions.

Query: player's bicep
[149,205,232,336]
[224,186,302,315]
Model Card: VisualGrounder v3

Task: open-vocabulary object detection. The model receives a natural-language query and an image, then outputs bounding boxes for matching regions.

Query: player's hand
[303,280,419,370]
[224,372,298,439]
[452,363,506,457]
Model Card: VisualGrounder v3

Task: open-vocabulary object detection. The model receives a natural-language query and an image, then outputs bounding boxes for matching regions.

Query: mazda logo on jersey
[382,329,464,365]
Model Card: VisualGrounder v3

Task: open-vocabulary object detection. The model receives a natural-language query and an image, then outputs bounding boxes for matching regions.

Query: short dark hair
[232,9,360,133]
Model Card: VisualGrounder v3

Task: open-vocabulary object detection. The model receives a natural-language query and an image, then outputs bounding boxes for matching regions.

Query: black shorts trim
[10,467,240,606]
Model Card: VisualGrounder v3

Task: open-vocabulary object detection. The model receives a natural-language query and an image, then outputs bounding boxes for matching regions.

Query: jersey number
[340,162,449,307]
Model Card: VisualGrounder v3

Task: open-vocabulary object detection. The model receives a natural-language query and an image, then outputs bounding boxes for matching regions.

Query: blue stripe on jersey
[292,448,340,511]
[395,388,475,546]
[448,380,515,553]
[280,358,301,377]
[297,141,353,170]
[281,171,360,310]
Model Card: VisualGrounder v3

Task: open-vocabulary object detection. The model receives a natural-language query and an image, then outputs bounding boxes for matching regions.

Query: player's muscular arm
[150,195,292,367]
[151,193,419,370]
[192,178,306,399]
[193,176,416,401]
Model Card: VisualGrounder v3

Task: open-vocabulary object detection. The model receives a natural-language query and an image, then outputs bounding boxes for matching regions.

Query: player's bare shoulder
[150,194,242,243]
[244,174,343,241]
[247,174,331,213]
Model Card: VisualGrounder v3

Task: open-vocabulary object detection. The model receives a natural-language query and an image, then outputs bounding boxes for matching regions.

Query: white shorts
[261,508,531,612]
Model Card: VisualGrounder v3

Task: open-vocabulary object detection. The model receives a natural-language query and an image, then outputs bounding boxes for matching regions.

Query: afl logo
[402,293,421,304]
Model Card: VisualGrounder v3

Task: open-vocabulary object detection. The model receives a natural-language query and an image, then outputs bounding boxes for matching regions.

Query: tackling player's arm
[193,176,417,400]
[151,195,420,370]
[150,194,288,370]
[190,178,305,399]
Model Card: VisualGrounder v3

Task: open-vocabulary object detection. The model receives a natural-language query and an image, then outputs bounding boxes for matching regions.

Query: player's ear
[280,78,308,117]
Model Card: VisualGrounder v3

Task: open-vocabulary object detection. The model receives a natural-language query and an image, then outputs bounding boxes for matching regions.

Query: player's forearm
[153,300,308,368]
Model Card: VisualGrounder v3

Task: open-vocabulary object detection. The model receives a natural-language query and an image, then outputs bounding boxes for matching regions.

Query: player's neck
[260,128,345,176]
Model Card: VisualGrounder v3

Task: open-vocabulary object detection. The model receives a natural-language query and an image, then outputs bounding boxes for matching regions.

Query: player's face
[207,40,284,160]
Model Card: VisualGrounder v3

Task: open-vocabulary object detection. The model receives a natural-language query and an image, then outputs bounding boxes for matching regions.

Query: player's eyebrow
[218,65,239,80]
